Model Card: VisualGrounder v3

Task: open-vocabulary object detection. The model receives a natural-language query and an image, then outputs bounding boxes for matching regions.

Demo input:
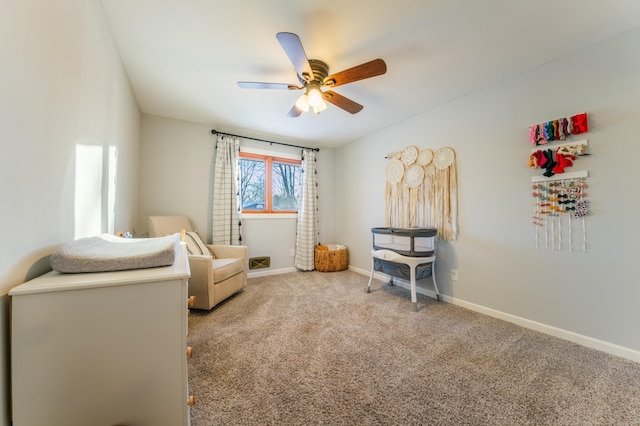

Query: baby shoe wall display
[384,145,458,241]
[527,140,589,178]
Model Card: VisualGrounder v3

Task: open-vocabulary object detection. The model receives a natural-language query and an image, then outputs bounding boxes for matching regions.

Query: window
[239,152,302,213]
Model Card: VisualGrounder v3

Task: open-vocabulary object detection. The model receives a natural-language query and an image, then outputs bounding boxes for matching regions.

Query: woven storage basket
[315,244,348,272]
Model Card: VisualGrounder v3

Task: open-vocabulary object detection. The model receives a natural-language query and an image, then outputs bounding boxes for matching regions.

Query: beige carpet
[187,270,640,425]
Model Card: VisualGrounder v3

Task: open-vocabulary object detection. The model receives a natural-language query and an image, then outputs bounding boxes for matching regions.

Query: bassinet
[367,227,439,311]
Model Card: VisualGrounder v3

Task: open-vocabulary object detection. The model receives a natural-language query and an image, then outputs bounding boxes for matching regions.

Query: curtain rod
[211,129,319,152]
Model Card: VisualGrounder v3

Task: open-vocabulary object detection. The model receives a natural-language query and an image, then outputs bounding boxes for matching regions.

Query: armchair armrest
[187,254,213,284]
[185,254,214,310]
[207,244,248,261]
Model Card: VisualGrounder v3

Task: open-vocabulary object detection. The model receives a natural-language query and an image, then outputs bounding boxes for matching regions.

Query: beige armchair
[148,216,247,310]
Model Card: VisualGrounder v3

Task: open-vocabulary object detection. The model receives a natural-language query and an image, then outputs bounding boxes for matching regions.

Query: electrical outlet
[450,269,458,281]
[290,248,295,257]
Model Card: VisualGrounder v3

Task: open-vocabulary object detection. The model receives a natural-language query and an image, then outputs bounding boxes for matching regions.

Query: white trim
[349,265,640,363]
[247,267,296,278]
[531,170,588,183]
[441,296,640,363]
[241,213,297,220]
[531,139,588,153]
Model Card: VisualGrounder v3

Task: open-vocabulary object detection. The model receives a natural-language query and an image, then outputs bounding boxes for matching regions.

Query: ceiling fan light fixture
[295,93,310,112]
[306,86,323,107]
[312,100,328,115]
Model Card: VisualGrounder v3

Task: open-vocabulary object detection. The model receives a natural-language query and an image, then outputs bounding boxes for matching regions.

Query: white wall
[139,115,337,271]
[337,27,640,358]
[139,114,215,236]
[0,0,141,423]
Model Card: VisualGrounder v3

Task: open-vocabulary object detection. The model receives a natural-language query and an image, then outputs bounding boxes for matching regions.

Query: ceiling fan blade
[323,91,364,114]
[238,81,299,90]
[276,32,313,83]
[287,104,304,118]
[323,58,387,88]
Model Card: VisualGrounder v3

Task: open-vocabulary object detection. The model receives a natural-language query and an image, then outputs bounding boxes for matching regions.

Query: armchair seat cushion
[212,258,244,282]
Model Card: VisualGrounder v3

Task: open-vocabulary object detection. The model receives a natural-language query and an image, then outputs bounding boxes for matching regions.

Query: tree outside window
[239,152,301,213]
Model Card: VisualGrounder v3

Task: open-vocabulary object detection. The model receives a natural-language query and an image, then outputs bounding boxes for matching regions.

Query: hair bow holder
[527,114,590,253]
[529,113,588,146]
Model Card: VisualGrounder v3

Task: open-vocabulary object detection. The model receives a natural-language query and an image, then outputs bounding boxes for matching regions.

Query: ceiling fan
[237,32,387,117]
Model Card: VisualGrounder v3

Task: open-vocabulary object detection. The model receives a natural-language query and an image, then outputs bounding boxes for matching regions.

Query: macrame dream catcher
[384,158,404,226]
[384,145,458,241]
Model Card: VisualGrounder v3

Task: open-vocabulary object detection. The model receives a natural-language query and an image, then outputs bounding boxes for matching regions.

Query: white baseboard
[349,266,640,363]
[247,267,297,278]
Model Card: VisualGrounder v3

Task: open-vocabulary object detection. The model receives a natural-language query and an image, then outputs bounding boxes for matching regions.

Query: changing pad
[50,233,179,273]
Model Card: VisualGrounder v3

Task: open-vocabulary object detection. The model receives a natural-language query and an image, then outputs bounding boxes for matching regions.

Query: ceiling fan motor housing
[299,59,330,86]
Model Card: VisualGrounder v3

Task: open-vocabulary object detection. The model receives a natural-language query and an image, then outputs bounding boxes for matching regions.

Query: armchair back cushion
[148,216,193,237]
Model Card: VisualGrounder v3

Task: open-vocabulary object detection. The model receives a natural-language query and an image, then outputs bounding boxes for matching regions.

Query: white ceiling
[100,0,640,148]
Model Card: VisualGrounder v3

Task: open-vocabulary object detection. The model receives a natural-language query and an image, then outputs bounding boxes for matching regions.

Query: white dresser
[10,242,193,426]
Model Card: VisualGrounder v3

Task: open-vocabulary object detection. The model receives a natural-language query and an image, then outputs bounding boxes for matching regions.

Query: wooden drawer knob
[188,296,196,307]
[187,395,196,406]
[186,346,193,358]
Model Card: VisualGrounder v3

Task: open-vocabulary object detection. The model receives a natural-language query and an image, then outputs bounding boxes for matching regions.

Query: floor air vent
[249,256,270,270]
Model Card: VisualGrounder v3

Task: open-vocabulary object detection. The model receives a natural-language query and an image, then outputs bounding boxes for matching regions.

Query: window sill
[241,213,297,219]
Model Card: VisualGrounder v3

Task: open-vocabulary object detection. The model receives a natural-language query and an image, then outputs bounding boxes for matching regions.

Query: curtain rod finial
[211,129,217,135]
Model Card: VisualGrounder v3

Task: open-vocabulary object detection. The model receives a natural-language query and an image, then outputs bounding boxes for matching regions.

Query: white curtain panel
[294,149,319,270]
[211,135,242,245]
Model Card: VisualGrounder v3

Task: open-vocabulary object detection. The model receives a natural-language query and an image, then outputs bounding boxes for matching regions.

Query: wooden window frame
[239,152,302,214]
